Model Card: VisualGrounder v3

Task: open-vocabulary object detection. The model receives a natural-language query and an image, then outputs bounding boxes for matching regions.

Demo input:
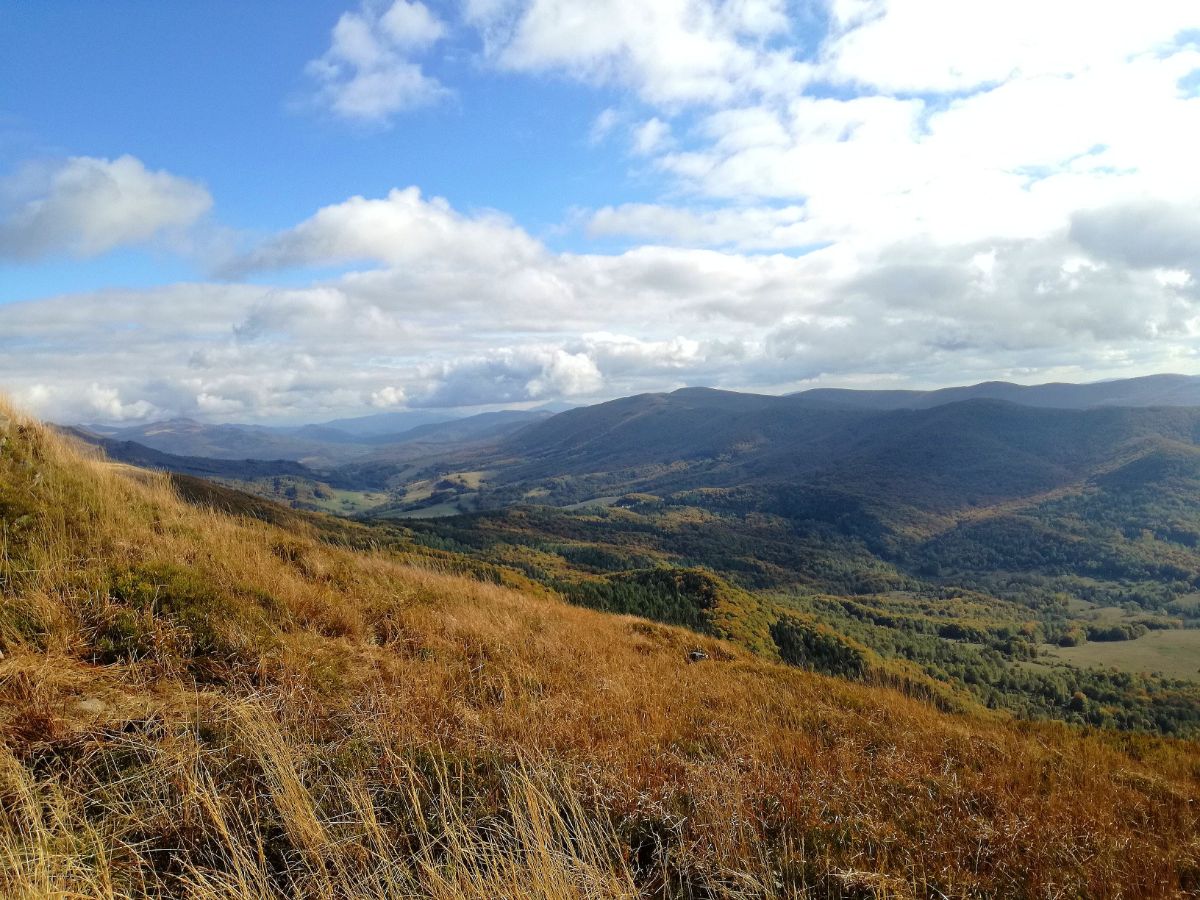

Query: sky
[1,1,1199,424]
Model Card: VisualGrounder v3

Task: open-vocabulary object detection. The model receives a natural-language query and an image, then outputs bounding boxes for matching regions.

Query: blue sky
[0,2,665,294]
[1,1,1199,423]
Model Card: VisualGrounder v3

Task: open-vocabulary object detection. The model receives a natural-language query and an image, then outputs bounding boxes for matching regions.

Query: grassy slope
[399,499,1200,733]
[2,402,1200,899]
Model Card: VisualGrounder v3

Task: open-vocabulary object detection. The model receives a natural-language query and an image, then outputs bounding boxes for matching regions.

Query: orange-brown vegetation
[1,400,1199,898]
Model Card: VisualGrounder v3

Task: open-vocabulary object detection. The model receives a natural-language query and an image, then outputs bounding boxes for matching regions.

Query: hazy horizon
[62,370,1200,429]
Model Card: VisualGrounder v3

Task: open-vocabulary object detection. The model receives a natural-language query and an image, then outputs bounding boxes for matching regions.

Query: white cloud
[634,49,1200,253]
[526,349,604,397]
[464,0,1194,275]
[224,186,542,274]
[821,0,1196,93]
[380,0,446,46]
[589,107,621,143]
[0,155,211,260]
[370,385,408,407]
[306,0,449,123]
[468,0,813,106]
[83,384,159,422]
[1070,199,1200,272]
[7,3,1200,422]
[5,184,1199,423]
[416,347,603,407]
[18,382,161,424]
[581,332,719,374]
[630,117,672,156]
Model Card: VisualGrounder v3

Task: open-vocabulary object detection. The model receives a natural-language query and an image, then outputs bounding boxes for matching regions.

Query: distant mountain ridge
[72,375,1200,466]
[314,410,458,437]
[790,373,1200,410]
[374,409,553,445]
[498,388,1200,497]
[79,418,352,466]
[77,409,553,465]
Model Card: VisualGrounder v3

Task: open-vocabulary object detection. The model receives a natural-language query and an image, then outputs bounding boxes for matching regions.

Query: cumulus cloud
[527,349,604,397]
[630,117,673,156]
[224,186,542,275]
[370,385,408,407]
[761,231,1200,390]
[467,0,813,106]
[821,0,1196,93]
[472,0,1191,270]
[0,155,211,260]
[18,382,162,424]
[601,50,1200,264]
[306,0,449,123]
[414,348,603,407]
[589,107,621,143]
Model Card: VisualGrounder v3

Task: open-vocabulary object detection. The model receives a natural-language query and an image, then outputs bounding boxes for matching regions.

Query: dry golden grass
[1,398,1199,898]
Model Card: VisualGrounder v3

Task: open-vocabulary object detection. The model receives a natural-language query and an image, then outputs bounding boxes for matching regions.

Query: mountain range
[59,374,1200,526]
[453,384,1200,519]
[789,372,1200,410]
[70,373,1200,467]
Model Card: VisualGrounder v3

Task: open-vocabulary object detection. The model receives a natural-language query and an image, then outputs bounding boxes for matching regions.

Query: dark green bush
[770,615,869,679]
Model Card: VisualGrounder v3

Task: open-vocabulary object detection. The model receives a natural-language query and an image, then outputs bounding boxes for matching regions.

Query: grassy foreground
[1,400,1199,898]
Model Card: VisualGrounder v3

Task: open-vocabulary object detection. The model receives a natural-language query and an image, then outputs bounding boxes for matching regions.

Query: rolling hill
[71,375,1200,471]
[77,417,365,466]
[477,389,1200,515]
[59,428,323,481]
[3,398,1200,897]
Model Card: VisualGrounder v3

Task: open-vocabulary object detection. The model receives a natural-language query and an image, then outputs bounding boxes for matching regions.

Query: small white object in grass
[73,698,109,716]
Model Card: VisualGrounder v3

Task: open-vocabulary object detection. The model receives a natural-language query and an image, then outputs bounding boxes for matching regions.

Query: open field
[1042,629,1200,681]
[305,486,393,515]
[383,498,475,518]
[563,495,621,510]
[450,470,490,489]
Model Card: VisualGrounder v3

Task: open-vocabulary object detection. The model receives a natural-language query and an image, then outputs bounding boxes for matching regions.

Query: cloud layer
[4,183,1197,423]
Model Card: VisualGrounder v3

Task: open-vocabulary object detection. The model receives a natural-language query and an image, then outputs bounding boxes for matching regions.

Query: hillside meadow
[1043,628,1200,680]
[2,399,1200,898]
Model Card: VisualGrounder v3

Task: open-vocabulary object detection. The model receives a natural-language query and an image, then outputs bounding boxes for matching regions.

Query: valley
[66,376,1200,736]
